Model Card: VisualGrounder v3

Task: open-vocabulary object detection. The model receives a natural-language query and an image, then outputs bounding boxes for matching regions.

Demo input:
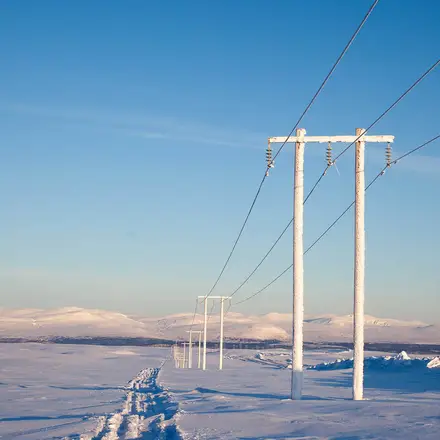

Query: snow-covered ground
[2,343,440,439]
[162,349,440,439]
[1,307,439,344]
[0,344,173,439]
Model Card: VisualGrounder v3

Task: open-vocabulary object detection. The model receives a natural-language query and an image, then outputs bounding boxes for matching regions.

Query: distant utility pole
[186,330,203,369]
[173,342,182,368]
[187,330,193,368]
[197,295,231,371]
[219,297,227,370]
[268,129,394,401]
[172,344,178,368]
[178,354,185,369]
[182,342,187,368]
[174,344,185,369]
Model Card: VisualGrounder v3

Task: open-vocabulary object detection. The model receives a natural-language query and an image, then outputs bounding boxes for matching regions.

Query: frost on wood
[353,128,366,401]
[292,130,305,400]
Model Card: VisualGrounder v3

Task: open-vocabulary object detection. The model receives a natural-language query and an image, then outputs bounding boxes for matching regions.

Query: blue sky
[0,0,439,323]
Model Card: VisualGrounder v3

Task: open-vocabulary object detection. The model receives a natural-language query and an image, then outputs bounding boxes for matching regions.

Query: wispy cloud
[0,102,265,151]
[2,102,439,175]
[368,142,440,176]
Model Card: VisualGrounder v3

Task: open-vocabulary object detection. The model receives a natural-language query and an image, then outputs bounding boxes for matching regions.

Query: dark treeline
[1,337,439,354]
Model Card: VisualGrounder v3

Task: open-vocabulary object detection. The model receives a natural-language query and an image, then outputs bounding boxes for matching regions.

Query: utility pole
[292,128,305,400]
[174,346,183,369]
[182,342,187,368]
[202,296,208,370]
[188,331,193,368]
[268,130,394,400]
[198,330,202,368]
[219,297,226,370]
[173,342,181,368]
[353,128,366,401]
[186,330,203,369]
[198,295,231,371]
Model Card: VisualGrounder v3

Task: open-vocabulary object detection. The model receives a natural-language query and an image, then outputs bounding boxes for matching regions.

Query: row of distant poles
[172,296,231,370]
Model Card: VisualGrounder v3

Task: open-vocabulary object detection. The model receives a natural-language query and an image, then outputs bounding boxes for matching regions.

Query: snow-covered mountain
[0,307,438,344]
[0,307,149,338]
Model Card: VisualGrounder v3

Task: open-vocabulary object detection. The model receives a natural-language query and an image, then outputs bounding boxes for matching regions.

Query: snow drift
[310,351,440,371]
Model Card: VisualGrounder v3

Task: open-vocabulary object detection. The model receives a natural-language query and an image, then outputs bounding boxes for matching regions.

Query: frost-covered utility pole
[219,298,225,370]
[174,346,184,368]
[198,295,231,371]
[172,344,177,368]
[182,342,187,368]
[353,128,366,401]
[292,128,305,400]
[186,329,203,369]
[197,330,202,368]
[268,129,394,400]
[173,342,181,368]
[186,330,193,368]
[201,296,208,370]
[193,330,204,368]
[219,297,231,370]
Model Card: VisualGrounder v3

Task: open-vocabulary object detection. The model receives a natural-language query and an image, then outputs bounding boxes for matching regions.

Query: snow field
[2,344,440,439]
[159,349,440,439]
[0,344,180,439]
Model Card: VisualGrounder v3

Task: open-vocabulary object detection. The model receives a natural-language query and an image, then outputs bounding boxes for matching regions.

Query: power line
[225,59,439,301]
[270,0,380,165]
[230,133,440,308]
[303,58,440,205]
[392,134,440,163]
[204,0,380,298]
[305,133,440,255]
[229,219,292,298]
[232,264,292,307]
[188,298,199,331]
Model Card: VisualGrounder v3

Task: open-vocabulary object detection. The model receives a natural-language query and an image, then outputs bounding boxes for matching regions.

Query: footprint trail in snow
[67,366,182,440]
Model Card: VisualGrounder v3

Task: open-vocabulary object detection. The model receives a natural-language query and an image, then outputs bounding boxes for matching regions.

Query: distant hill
[0,307,438,344]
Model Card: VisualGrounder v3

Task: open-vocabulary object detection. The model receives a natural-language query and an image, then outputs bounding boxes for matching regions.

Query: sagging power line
[202,0,381,300]
[229,133,440,309]
[225,58,439,304]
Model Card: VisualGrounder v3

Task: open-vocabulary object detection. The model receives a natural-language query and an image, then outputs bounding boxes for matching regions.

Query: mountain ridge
[0,307,437,344]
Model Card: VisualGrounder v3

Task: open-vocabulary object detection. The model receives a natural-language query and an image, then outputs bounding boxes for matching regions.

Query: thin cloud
[0,102,265,151]
[2,102,438,174]
[368,142,440,176]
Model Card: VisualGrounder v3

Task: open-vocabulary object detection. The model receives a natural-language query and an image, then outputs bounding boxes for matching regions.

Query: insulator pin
[266,143,274,176]
[385,143,392,167]
[326,142,333,167]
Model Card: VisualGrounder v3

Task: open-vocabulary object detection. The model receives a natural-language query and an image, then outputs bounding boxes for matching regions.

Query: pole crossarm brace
[269,135,394,144]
